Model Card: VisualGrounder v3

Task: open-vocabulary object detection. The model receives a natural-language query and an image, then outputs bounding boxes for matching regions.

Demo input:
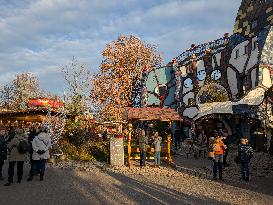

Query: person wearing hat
[28,125,51,181]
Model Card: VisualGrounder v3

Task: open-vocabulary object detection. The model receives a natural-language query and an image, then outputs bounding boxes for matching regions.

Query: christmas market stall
[123,107,183,167]
[0,98,64,128]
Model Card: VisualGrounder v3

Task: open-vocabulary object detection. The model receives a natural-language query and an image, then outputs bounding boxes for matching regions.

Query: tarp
[194,87,266,120]
[123,107,183,121]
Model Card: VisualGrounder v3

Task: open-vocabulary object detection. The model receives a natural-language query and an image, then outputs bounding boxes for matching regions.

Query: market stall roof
[123,107,183,121]
[194,86,266,120]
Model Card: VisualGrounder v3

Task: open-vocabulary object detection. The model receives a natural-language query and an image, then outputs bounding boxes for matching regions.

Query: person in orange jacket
[212,133,227,180]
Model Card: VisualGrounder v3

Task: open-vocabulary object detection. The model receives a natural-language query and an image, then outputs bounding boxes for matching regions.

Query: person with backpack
[238,138,254,181]
[4,128,29,186]
[0,128,8,181]
[28,125,51,181]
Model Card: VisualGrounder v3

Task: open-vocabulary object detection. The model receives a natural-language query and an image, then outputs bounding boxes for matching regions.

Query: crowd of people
[135,126,255,182]
[0,124,51,186]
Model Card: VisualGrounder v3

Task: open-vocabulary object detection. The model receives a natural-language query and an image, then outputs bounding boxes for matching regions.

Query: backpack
[17,140,30,154]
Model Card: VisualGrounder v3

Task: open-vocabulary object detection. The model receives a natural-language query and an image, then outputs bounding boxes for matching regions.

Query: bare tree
[11,72,42,110]
[0,83,15,110]
[61,57,91,116]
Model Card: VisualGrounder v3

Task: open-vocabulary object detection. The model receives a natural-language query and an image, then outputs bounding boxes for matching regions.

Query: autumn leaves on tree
[92,34,162,121]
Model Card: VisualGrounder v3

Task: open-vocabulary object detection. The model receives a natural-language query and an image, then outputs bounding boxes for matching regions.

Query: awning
[123,107,183,121]
[194,87,266,120]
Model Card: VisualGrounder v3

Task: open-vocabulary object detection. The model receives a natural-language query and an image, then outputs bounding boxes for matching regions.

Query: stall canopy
[194,87,266,120]
[123,107,183,121]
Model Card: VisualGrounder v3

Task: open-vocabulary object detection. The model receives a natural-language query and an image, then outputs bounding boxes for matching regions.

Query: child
[238,138,253,181]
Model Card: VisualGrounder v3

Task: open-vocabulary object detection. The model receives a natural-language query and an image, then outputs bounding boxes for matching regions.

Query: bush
[60,139,109,162]
[60,140,95,161]
[63,120,95,147]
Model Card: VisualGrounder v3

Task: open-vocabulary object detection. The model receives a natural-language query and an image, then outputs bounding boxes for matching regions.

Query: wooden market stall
[123,107,183,167]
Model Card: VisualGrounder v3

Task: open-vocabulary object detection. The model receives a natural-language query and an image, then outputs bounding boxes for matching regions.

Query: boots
[40,174,44,181]
[27,176,33,181]
[4,181,13,186]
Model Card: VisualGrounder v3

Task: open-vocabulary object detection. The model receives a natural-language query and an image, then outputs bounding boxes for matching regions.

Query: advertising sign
[28,98,64,108]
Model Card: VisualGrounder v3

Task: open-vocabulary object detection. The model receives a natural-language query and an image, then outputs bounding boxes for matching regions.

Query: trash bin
[110,134,124,166]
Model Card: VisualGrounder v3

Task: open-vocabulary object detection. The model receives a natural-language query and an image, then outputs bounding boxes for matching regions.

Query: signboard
[28,98,64,108]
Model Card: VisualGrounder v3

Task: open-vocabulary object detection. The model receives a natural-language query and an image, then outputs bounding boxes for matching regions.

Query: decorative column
[167,121,172,165]
[128,122,132,168]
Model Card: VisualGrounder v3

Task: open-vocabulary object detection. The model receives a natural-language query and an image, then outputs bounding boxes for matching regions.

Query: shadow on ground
[0,162,231,205]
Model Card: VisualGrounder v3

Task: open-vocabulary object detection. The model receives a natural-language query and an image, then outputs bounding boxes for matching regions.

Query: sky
[0,0,242,95]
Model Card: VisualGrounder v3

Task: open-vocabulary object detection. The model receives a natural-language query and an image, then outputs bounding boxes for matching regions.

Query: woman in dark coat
[0,129,8,180]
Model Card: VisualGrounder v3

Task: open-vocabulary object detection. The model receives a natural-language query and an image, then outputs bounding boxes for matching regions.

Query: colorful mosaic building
[135,0,273,147]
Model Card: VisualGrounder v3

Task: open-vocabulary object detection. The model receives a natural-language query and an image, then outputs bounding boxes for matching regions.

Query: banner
[28,98,64,108]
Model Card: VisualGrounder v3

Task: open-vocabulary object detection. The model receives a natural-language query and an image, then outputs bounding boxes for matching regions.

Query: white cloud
[0,0,242,94]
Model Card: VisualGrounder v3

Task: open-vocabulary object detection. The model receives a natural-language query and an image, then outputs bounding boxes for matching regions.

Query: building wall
[134,0,273,119]
[175,0,273,119]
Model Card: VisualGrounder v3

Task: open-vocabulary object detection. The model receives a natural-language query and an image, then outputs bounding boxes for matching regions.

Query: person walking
[28,127,41,176]
[221,129,230,166]
[238,138,254,181]
[0,128,7,181]
[4,128,28,186]
[28,125,51,181]
[139,129,148,168]
[212,135,226,181]
[174,128,182,150]
[153,132,162,166]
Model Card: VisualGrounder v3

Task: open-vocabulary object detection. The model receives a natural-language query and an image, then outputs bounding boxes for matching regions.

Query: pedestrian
[28,125,51,181]
[153,132,162,166]
[238,138,254,181]
[221,129,231,166]
[0,128,7,181]
[139,129,148,168]
[174,128,182,150]
[7,126,15,143]
[4,128,28,186]
[28,127,41,176]
[195,130,207,158]
[212,135,226,181]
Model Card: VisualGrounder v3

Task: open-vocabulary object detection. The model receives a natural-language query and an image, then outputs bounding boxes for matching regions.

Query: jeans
[241,162,249,179]
[0,160,4,177]
[8,161,24,182]
[154,151,161,165]
[140,150,146,167]
[30,160,47,176]
[213,154,223,178]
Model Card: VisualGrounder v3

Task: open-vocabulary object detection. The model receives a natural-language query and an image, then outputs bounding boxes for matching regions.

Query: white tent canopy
[194,87,266,120]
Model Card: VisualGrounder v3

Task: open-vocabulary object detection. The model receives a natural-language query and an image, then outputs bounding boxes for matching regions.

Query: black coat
[0,135,7,161]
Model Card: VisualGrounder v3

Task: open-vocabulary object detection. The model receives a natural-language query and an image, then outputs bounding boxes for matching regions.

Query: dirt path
[0,161,272,205]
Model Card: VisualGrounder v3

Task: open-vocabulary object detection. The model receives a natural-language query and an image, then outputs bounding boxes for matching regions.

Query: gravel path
[0,161,273,205]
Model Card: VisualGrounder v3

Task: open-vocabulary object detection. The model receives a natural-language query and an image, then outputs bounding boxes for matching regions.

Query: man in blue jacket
[238,138,254,181]
[0,129,8,180]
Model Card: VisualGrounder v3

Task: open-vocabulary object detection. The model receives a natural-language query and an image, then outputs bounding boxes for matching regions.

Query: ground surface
[0,157,273,205]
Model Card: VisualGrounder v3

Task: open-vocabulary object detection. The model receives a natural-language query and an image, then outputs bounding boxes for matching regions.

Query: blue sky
[0,0,241,94]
